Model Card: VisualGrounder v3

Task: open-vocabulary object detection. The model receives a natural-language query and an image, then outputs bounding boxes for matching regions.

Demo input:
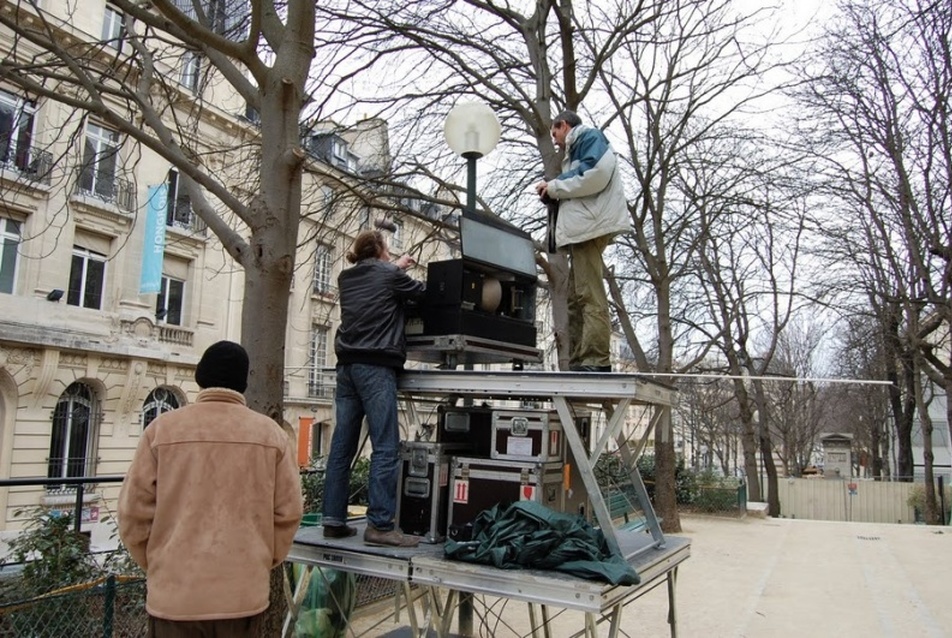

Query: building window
[78,122,121,202]
[391,219,404,251]
[67,246,106,309]
[48,382,99,488]
[156,275,185,325]
[102,4,125,49]
[142,387,180,429]
[172,0,247,37]
[330,138,349,170]
[180,51,201,92]
[0,90,35,173]
[310,421,324,458]
[243,102,260,126]
[320,185,336,216]
[0,217,20,294]
[308,325,329,398]
[312,242,334,295]
[166,168,193,229]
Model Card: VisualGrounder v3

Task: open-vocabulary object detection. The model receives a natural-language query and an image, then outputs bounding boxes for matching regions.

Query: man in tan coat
[119,340,303,637]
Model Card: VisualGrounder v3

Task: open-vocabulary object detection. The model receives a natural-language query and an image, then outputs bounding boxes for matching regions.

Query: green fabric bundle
[444,500,640,586]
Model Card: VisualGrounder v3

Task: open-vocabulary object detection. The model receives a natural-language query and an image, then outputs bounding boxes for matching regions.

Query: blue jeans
[322,363,401,531]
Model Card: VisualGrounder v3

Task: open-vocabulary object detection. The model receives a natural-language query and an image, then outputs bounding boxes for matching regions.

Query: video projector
[405,211,541,367]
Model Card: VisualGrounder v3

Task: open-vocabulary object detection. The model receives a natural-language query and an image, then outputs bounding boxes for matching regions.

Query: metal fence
[680,482,748,517]
[774,477,950,524]
[0,575,146,638]
[0,571,398,638]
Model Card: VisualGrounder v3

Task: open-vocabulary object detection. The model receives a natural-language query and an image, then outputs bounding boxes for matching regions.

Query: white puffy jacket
[545,124,630,248]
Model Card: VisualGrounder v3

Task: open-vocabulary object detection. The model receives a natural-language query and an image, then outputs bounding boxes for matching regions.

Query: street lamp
[443,101,501,215]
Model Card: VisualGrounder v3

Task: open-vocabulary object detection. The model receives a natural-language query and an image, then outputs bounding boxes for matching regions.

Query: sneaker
[322,524,357,539]
[363,526,422,548]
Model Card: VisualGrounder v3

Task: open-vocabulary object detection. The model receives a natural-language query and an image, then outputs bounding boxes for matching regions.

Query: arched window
[48,382,99,487]
[142,387,181,429]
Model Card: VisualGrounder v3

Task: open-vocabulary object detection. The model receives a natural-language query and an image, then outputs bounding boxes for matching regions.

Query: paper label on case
[454,479,469,503]
[506,436,533,457]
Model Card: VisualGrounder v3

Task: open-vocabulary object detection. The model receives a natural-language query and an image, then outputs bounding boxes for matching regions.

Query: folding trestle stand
[286,369,690,638]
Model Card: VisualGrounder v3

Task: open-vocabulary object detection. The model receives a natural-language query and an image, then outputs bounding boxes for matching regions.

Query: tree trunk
[653,407,681,533]
[738,404,761,502]
[871,415,884,479]
[913,365,939,524]
[758,426,780,516]
[547,253,572,371]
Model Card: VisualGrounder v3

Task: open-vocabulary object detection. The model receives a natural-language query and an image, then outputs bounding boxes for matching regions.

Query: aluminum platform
[397,368,677,405]
[288,521,690,636]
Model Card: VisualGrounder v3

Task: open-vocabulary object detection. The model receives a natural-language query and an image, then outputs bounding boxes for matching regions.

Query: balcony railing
[307,380,333,399]
[1,148,52,185]
[156,324,193,346]
[166,198,207,236]
[74,167,136,213]
[45,456,101,494]
[311,281,337,297]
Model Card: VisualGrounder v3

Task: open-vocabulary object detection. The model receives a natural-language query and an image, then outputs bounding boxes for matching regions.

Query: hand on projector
[394,254,416,270]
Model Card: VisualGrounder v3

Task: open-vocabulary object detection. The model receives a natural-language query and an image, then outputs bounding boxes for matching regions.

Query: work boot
[363,526,422,548]
[322,524,357,539]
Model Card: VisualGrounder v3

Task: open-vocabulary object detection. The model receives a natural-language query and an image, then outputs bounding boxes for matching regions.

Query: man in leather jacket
[322,229,426,547]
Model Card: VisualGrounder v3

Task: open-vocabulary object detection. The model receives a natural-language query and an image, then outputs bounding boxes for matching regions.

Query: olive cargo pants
[567,234,612,369]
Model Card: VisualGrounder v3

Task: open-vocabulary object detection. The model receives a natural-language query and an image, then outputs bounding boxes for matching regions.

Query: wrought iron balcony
[1,147,52,185]
[166,197,208,236]
[74,166,136,213]
[307,380,333,399]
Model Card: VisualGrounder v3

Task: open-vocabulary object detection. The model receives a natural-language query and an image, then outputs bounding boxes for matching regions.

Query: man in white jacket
[535,110,630,372]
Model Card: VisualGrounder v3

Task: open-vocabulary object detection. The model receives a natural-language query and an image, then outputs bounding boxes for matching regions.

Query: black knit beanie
[195,341,249,393]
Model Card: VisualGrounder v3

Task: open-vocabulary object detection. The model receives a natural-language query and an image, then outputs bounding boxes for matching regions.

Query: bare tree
[797,0,951,522]
[689,173,807,514]
[0,0,322,627]
[675,377,743,476]
[828,316,894,479]
[770,320,829,477]
[593,0,797,526]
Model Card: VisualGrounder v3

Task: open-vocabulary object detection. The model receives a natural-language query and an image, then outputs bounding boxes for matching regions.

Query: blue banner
[140,184,168,294]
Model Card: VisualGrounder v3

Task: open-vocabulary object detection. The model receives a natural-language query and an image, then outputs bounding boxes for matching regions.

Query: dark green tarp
[444,501,640,586]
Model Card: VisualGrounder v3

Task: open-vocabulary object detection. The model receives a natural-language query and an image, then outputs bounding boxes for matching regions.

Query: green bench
[606,490,649,532]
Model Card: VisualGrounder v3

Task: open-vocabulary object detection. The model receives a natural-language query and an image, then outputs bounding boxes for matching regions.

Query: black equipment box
[406,213,540,360]
[435,404,494,456]
[491,409,563,462]
[415,260,537,347]
[447,456,564,541]
[396,441,467,543]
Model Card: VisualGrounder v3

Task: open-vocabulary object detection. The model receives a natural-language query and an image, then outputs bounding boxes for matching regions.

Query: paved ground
[344,515,951,637]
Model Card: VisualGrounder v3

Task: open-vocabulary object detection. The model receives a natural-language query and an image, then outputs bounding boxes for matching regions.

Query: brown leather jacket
[118,388,303,620]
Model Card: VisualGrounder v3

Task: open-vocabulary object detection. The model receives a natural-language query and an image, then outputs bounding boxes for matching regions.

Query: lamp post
[442,102,500,638]
[443,102,501,215]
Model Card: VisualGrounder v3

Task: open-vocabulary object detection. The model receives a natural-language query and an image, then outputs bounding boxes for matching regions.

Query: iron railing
[0,476,124,533]
[165,198,207,236]
[73,167,136,213]
[1,148,52,185]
